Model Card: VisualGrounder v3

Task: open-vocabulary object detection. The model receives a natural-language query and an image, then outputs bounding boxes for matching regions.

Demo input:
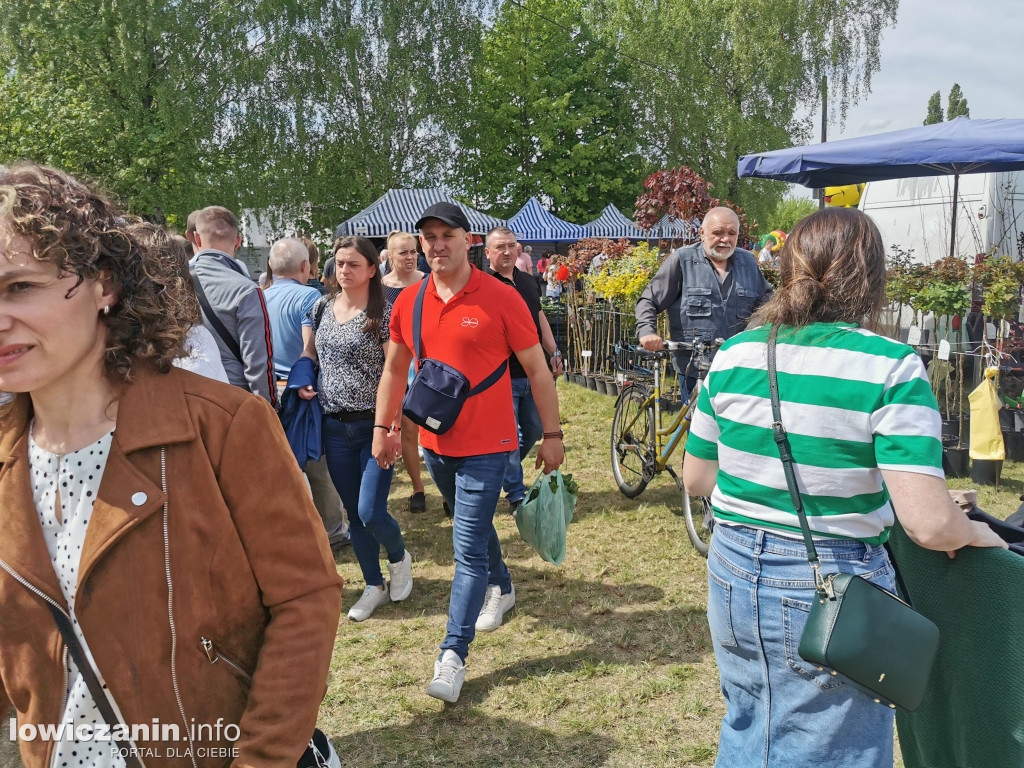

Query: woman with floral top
[300,236,412,622]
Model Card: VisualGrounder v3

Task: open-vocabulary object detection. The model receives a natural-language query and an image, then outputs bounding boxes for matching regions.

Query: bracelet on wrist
[542,429,564,440]
[373,424,391,432]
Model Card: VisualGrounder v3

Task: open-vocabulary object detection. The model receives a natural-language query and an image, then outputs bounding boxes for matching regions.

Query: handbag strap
[411,274,508,393]
[47,603,144,768]
[766,324,820,568]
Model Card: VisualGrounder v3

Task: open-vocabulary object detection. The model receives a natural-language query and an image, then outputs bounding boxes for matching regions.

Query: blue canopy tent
[335,188,505,238]
[737,117,1024,257]
[582,204,650,239]
[507,197,587,242]
[647,213,698,242]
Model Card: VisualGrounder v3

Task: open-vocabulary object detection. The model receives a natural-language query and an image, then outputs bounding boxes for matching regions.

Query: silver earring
[103,305,110,316]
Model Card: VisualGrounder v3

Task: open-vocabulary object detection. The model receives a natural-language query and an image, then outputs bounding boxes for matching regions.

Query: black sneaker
[443,499,453,518]
[508,498,523,517]
[409,491,426,514]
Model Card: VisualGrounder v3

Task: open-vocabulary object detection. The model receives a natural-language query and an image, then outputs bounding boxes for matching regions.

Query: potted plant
[915,256,971,475]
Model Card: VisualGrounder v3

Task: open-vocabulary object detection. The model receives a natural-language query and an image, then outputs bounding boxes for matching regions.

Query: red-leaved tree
[634,166,755,245]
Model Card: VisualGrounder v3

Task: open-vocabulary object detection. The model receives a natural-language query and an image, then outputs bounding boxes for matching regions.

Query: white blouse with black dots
[29,428,127,768]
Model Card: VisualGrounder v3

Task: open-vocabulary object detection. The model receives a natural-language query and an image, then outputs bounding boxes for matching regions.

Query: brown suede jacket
[0,366,343,768]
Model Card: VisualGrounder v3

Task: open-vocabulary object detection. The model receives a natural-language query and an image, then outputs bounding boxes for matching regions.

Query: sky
[788,0,1024,196]
[829,0,1024,141]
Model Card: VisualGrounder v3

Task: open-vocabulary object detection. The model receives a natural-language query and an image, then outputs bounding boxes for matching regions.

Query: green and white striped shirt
[686,322,942,544]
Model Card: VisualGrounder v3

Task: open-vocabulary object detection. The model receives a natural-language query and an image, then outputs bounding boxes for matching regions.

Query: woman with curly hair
[0,163,342,768]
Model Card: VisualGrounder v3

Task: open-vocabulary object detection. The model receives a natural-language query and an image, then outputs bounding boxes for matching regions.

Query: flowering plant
[583,241,665,311]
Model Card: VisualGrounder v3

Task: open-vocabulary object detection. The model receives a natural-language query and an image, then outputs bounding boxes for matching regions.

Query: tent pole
[949,172,960,259]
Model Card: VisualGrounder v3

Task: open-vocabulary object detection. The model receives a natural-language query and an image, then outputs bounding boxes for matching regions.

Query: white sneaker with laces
[347,585,389,622]
[475,584,516,632]
[388,550,413,602]
[426,649,466,703]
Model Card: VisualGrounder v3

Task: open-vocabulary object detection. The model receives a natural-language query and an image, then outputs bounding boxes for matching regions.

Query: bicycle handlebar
[617,338,725,360]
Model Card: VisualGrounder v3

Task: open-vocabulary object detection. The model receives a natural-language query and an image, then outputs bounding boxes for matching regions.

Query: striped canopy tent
[646,213,698,241]
[507,197,587,242]
[335,188,505,238]
[582,204,650,239]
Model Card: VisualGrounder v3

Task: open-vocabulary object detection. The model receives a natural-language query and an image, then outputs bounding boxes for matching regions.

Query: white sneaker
[388,550,413,602]
[347,585,389,622]
[475,584,516,632]
[426,650,466,703]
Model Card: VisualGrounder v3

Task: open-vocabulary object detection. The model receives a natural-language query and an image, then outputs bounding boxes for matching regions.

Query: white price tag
[987,322,997,339]
[906,326,922,346]
[938,339,951,360]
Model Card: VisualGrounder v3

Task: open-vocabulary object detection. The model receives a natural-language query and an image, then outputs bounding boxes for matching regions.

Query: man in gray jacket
[635,206,771,389]
[190,206,278,408]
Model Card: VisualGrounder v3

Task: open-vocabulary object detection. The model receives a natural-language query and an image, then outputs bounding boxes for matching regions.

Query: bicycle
[610,338,722,556]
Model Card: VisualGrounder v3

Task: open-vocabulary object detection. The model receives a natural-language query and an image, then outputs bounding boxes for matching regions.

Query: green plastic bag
[514,470,577,566]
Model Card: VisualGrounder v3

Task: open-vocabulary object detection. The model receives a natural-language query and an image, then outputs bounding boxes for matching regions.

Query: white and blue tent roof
[507,197,587,242]
[335,188,505,238]
[647,213,698,241]
[582,204,649,239]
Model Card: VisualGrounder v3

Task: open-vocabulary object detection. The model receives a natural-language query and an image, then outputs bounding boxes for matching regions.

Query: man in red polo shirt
[373,202,564,703]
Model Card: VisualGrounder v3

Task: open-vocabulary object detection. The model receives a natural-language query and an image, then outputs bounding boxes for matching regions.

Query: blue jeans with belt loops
[707,523,897,768]
[422,448,513,662]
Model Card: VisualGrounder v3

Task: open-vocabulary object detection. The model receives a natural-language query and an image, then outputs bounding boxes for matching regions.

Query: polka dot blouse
[29,427,126,768]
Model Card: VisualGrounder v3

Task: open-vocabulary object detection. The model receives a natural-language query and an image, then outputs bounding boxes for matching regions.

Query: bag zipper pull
[201,636,217,663]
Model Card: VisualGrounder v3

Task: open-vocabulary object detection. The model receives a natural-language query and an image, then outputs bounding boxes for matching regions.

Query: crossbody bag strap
[468,361,508,395]
[766,324,820,569]
[46,603,144,768]
[411,277,430,370]
[190,266,244,366]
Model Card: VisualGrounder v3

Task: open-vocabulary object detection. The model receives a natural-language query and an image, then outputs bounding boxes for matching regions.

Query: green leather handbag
[767,326,940,712]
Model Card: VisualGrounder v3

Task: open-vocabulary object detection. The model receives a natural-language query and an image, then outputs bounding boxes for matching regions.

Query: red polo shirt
[390,266,539,456]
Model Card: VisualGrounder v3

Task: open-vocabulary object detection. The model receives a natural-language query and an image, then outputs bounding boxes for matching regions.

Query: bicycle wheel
[682,490,714,557]
[611,384,655,498]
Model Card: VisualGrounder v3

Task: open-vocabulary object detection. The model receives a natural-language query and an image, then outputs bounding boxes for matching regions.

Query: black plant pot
[606,380,620,397]
[586,375,598,391]
[1000,409,1016,432]
[942,446,970,478]
[971,458,1003,486]
[595,377,608,395]
[1005,432,1024,462]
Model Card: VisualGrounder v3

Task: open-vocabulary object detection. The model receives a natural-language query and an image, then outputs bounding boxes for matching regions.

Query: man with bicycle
[635,207,772,389]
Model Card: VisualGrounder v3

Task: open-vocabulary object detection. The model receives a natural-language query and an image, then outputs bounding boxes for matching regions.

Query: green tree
[924,91,944,125]
[947,83,970,119]
[458,0,644,222]
[595,0,898,228]
[768,196,818,232]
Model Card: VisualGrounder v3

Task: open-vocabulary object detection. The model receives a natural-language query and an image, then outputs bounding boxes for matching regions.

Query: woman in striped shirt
[683,207,1006,768]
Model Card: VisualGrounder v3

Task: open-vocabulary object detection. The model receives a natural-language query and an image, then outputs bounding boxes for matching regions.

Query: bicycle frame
[646,357,699,471]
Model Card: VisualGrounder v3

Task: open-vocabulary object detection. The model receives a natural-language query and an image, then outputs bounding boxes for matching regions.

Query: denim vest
[668,243,764,374]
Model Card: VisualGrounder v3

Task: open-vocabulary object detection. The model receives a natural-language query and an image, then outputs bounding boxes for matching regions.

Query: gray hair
[268,237,309,275]
[485,225,517,248]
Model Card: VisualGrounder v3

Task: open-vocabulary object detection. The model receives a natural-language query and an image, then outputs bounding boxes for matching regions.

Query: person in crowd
[635,206,772,391]
[299,236,412,622]
[157,229,229,383]
[0,163,343,767]
[322,256,339,296]
[484,226,563,515]
[535,251,552,295]
[378,248,389,276]
[515,243,534,275]
[186,209,251,277]
[190,205,278,407]
[265,237,350,552]
[682,206,1008,768]
[381,230,429,513]
[302,236,330,295]
[545,260,563,301]
[373,202,564,703]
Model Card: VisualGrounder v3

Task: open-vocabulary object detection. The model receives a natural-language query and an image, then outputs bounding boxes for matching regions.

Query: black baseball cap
[415,202,472,233]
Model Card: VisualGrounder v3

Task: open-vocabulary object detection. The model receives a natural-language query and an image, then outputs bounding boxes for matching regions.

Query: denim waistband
[713,523,886,561]
[324,408,375,422]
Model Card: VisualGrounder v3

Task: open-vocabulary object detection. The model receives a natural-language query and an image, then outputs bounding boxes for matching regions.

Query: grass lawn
[2,381,1020,767]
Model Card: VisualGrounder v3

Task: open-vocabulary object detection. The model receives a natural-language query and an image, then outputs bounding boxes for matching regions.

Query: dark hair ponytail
[333,235,385,336]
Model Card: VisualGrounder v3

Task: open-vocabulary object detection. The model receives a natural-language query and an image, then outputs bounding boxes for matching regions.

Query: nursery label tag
[938,339,951,361]
[906,326,922,346]
[987,322,997,339]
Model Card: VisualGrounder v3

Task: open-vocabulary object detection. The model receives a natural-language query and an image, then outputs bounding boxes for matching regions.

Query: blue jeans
[422,449,513,661]
[708,524,896,768]
[502,376,544,502]
[322,418,404,587]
